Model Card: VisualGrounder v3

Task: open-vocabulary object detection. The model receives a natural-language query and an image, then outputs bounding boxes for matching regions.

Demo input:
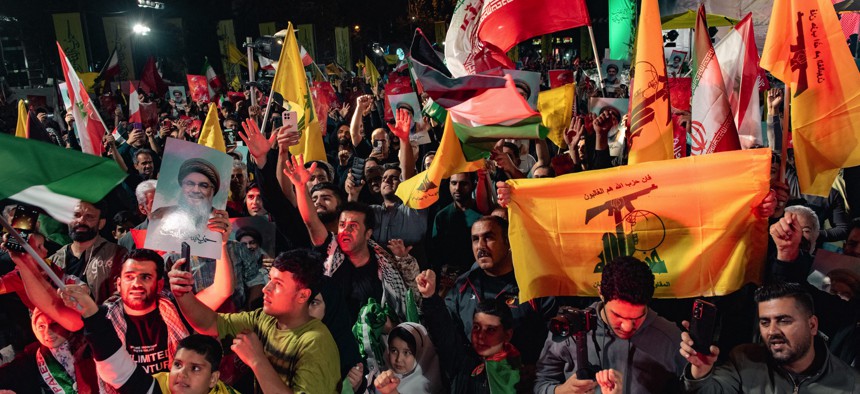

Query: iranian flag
[57,42,108,156]
[690,5,740,155]
[129,83,142,123]
[202,58,223,98]
[0,133,126,223]
[444,0,514,77]
[714,13,766,149]
[477,0,591,53]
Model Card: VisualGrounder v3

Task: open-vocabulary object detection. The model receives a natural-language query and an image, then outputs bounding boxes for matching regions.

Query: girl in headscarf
[373,322,444,394]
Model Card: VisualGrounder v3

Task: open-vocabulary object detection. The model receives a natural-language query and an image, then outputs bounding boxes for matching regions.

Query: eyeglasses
[182,180,213,191]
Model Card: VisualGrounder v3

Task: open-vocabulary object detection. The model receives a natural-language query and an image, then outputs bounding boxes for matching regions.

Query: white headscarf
[388,322,443,394]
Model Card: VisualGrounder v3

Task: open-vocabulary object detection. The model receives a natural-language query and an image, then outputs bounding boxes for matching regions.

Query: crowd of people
[0,47,859,394]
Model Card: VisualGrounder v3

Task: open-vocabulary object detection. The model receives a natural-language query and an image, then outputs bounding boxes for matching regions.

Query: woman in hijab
[373,322,443,394]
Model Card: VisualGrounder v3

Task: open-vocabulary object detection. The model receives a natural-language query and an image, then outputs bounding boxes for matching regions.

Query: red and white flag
[300,46,314,67]
[444,0,514,77]
[690,5,740,155]
[57,42,107,156]
[477,0,591,53]
[714,13,765,149]
[129,83,142,123]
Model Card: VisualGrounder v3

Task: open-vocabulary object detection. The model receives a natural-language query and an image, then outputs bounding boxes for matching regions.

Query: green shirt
[217,310,340,393]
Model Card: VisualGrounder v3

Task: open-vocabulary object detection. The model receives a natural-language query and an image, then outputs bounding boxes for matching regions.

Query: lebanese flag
[714,13,765,149]
[300,46,314,67]
[477,0,591,53]
[57,42,108,156]
[689,5,740,155]
[129,84,142,123]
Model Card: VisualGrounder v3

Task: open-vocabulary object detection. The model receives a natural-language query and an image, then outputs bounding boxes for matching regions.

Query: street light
[133,23,151,35]
[137,0,165,9]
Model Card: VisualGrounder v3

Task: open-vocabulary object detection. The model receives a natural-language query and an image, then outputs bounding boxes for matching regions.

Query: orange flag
[507,149,771,300]
[760,0,860,196]
[627,0,673,165]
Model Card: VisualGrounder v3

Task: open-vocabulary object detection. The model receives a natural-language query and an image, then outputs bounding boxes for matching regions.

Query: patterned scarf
[323,238,418,320]
[37,344,76,393]
[101,296,189,393]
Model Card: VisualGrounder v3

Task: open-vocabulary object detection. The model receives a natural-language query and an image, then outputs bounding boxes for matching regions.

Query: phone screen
[11,206,39,231]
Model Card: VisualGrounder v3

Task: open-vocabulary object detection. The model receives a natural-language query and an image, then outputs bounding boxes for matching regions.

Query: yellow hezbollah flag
[198,103,226,153]
[507,148,771,301]
[15,100,27,138]
[364,55,380,91]
[760,0,860,197]
[627,0,673,165]
[537,83,575,148]
[396,114,484,209]
[271,23,325,162]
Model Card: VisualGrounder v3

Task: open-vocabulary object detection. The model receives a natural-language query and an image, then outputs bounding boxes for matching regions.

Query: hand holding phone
[689,299,718,355]
[282,111,298,133]
[351,156,366,185]
[181,242,191,265]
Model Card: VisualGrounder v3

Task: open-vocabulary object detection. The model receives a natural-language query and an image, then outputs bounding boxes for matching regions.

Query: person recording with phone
[535,256,686,394]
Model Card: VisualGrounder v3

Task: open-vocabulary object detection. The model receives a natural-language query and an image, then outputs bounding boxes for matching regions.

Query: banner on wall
[53,13,89,72]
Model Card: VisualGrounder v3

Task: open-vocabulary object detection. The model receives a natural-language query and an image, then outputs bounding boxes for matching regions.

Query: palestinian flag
[409,28,507,108]
[0,133,126,223]
[92,48,120,89]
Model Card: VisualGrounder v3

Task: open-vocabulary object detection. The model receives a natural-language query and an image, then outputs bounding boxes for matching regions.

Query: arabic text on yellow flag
[537,83,575,148]
[627,0,673,165]
[396,115,484,209]
[507,148,771,301]
[52,13,89,73]
[760,0,860,197]
[15,100,27,138]
[198,103,226,153]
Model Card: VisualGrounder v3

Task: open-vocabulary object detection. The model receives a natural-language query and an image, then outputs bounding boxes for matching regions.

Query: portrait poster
[145,138,232,259]
[168,86,188,111]
[589,97,628,157]
[503,69,540,109]
[387,92,431,145]
[229,216,276,257]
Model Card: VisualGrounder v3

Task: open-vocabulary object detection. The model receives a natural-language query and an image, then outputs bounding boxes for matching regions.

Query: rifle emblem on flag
[587,184,667,274]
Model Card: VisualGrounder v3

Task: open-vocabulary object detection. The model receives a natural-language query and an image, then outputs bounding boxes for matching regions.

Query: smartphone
[132,122,143,131]
[282,111,298,133]
[351,156,366,184]
[5,205,39,253]
[373,139,384,153]
[181,242,191,263]
[690,299,718,355]
[223,128,237,149]
[162,119,172,129]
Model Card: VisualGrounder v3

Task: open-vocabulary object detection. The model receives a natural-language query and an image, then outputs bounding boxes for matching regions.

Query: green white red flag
[690,5,740,155]
[477,0,591,53]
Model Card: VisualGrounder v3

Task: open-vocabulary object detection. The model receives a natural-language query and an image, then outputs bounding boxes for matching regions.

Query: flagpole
[259,86,277,137]
[587,26,606,96]
[0,216,65,289]
[246,37,258,108]
[779,87,790,184]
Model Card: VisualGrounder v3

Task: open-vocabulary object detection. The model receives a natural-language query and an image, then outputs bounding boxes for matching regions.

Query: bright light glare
[133,24,151,35]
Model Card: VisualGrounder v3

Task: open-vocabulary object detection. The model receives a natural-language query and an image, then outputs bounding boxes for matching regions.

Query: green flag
[609,0,636,61]
[0,133,126,223]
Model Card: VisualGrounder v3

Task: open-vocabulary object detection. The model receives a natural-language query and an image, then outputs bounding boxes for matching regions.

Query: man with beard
[446,216,556,367]
[431,172,483,286]
[346,164,427,247]
[310,182,346,233]
[680,282,860,392]
[150,158,221,240]
[51,201,128,304]
[57,283,238,394]
[284,155,419,324]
